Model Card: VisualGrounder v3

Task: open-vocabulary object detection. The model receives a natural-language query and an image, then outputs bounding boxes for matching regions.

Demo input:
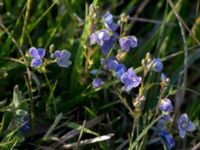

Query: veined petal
[37,48,45,58]
[128,36,138,48]
[29,47,39,58]
[187,121,196,131]
[90,33,97,45]
[179,129,186,138]
[60,50,71,59]
[103,11,113,25]
[52,50,61,58]
[57,58,72,68]
[31,59,42,67]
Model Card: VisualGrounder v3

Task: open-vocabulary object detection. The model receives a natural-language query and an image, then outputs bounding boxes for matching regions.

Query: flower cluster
[89,4,196,149]
[157,73,196,149]
[89,10,138,56]
[29,47,72,68]
[89,10,141,91]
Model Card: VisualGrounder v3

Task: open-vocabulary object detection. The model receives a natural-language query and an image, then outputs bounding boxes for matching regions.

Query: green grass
[0,0,199,149]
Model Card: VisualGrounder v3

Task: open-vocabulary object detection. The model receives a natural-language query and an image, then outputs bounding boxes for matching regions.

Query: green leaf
[66,122,99,136]
[0,111,13,134]
[43,113,63,140]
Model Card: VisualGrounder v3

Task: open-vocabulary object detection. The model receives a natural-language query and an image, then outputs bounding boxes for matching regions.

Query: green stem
[44,72,57,117]
[129,115,163,150]
[19,0,32,47]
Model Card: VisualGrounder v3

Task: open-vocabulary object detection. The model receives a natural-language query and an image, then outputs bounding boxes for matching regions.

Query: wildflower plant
[87,4,197,150]
[0,1,199,150]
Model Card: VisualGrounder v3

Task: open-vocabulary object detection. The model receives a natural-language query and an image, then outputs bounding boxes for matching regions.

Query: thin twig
[128,0,150,27]
[175,21,188,118]
[162,44,200,62]
[167,0,200,45]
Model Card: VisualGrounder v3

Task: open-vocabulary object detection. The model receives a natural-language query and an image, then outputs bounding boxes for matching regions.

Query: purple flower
[51,50,72,68]
[119,36,137,52]
[101,36,116,56]
[90,29,110,46]
[159,98,173,113]
[103,57,119,71]
[115,64,126,79]
[161,73,167,81]
[90,29,116,56]
[152,58,163,72]
[103,11,113,25]
[158,129,175,149]
[120,67,142,92]
[29,47,45,67]
[177,113,196,138]
[103,11,118,32]
[92,78,104,88]
[158,114,172,128]
[102,57,126,79]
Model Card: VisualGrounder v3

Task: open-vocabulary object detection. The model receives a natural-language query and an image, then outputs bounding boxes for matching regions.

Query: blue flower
[103,11,118,32]
[152,58,163,72]
[101,36,116,56]
[102,57,126,79]
[92,78,104,88]
[120,67,142,92]
[158,129,175,149]
[161,73,167,81]
[103,57,119,71]
[159,98,173,113]
[29,47,45,67]
[90,29,116,56]
[158,114,172,128]
[119,36,137,52]
[90,29,110,46]
[115,64,126,79]
[177,113,196,138]
[51,50,72,68]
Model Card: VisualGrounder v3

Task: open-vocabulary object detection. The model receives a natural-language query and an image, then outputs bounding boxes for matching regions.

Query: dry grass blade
[62,133,114,149]
[192,142,200,150]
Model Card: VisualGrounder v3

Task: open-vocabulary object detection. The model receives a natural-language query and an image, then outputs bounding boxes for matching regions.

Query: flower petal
[37,48,45,58]
[187,121,196,131]
[119,37,130,52]
[128,36,138,48]
[60,50,71,59]
[29,47,39,58]
[179,129,186,138]
[181,113,189,122]
[103,11,113,25]
[52,50,61,58]
[92,78,104,88]
[31,59,42,67]
[101,37,115,56]
[90,33,97,45]
[57,58,72,68]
